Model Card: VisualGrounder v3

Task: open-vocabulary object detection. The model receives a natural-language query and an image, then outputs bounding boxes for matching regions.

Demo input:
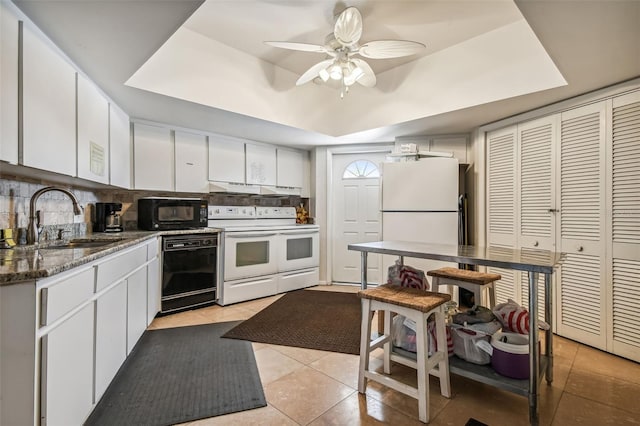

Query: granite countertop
[0,228,222,285]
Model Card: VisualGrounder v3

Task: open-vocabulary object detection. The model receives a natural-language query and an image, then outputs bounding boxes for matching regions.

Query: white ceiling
[12,0,640,149]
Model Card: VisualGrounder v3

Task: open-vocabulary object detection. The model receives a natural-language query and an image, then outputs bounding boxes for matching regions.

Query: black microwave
[137,198,208,230]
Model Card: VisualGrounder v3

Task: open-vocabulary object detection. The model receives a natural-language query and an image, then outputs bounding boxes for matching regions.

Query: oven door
[224,230,278,280]
[277,228,320,272]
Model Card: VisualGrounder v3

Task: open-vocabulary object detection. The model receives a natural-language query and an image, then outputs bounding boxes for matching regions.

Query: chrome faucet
[27,186,83,245]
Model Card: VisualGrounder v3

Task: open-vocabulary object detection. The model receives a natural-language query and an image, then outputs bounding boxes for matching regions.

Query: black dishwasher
[161,234,218,313]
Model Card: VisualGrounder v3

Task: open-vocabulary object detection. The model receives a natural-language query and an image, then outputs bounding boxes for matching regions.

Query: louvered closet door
[557,102,607,349]
[610,91,640,362]
[486,126,518,304]
[518,116,558,321]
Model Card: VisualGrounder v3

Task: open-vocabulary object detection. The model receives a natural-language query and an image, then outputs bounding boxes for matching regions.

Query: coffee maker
[94,202,123,233]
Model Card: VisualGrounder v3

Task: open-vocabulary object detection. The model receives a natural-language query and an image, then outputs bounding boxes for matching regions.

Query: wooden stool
[427,267,501,308]
[358,285,451,423]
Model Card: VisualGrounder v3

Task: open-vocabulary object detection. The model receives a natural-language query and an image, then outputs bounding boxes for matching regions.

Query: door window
[343,160,380,179]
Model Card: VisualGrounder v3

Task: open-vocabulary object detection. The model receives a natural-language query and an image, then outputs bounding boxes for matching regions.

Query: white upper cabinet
[133,122,174,191]
[175,130,208,193]
[77,73,109,184]
[21,21,76,176]
[208,134,245,183]
[276,148,304,188]
[109,103,131,189]
[0,1,19,164]
[246,143,276,186]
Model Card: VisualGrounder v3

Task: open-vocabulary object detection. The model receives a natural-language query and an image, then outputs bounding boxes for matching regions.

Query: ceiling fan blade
[358,40,426,59]
[296,59,335,86]
[264,41,327,53]
[351,58,376,88]
[333,7,363,47]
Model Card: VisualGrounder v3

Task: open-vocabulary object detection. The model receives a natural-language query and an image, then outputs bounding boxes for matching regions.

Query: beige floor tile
[147,309,213,330]
[432,376,534,426]
[270,344,330,365]
[573,345,640,386]
[564,368,640,415]
[183,405,297,426]
[550,334,580,362]
[362,363,452,422]
[254,346,305,385]
[233,294,284,313]
[195,305,255,323]
[308,392,423,425]
[264,366,355,425]
[309,284,360,293]
[552,393,640,426]
[309,352,361,389]
[252,341,268,351]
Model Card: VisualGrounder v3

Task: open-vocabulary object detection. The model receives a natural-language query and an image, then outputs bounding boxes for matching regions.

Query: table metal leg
[528,271,540,426]
[545,272,553,384]
[360,252,368,290]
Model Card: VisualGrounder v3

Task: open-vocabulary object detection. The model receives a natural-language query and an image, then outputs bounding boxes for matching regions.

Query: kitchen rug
[84,321,266,426]
[223,289,361,355]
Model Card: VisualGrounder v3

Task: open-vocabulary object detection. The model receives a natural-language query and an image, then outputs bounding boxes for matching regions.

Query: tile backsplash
[0,174,304,242]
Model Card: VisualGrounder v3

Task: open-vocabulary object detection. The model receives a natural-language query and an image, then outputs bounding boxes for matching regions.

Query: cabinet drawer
[96,245,146,292]
[278,268,319,293]
[41,267,94,326]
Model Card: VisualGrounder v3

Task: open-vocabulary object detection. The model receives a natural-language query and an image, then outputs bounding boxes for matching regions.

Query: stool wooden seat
[427,267,501,308]
[358,285,451,423]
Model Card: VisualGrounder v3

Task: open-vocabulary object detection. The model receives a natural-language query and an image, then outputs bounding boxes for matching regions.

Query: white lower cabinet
[127,267,148,354]
[41,304,94,426]
[0,237,162,425]
[95,281,127,402]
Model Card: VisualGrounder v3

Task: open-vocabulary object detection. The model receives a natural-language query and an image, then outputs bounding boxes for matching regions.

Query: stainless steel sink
[39,238,124,249]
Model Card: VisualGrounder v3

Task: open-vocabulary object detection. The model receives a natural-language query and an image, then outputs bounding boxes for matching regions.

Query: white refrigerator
[381,158,459,280]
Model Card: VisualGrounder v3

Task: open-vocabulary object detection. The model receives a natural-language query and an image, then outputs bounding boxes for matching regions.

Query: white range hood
[259,186,301,196]
[208,181,261,195]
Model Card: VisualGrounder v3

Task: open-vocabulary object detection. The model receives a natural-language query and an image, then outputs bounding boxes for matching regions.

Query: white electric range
[208,205,319,305]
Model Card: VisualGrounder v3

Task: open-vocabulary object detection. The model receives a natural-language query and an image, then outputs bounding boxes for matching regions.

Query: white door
[486,126,518,303]
[332,153,387,285]
[556,101,607,349]
[609,91,640,361]
[518,115,558,322]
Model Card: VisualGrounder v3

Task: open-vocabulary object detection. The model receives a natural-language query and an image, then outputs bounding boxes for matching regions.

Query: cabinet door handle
[548,208,559,213]
[533,241,539,247]
[577,246,584,252]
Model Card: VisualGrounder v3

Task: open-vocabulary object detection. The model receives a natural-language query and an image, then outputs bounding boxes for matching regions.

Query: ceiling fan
[265,7,425,98]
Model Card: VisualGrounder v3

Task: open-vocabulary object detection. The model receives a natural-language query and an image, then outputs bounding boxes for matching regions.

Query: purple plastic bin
[491,332,529,379]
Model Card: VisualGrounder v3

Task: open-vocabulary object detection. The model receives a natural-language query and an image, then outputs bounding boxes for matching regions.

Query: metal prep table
[347,240,565,426]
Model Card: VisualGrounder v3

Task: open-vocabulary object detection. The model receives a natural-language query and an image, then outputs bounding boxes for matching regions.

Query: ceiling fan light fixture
[329,63,343,80]
[343,64,364,86]
[318,68,330,82]
[266,6,425,98]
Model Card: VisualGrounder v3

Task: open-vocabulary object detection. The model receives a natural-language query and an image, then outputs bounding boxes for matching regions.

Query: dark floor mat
[223,289,362,355]
[85,321,266,426]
